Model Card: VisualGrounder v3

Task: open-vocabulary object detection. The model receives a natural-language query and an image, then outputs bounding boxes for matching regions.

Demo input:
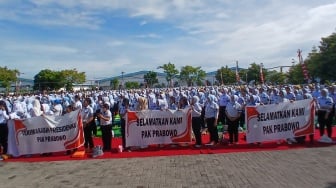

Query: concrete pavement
[0,145,335,188]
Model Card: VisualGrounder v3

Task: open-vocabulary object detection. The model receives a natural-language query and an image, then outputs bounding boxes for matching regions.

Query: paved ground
[0,145,335,188]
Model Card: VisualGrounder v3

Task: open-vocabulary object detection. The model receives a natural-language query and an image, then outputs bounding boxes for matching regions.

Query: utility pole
[121,71,124,89]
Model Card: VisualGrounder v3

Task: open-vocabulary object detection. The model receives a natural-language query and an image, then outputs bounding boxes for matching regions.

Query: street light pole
[260,63,264,84]
[246,72,248,83]
[121,71,124,89]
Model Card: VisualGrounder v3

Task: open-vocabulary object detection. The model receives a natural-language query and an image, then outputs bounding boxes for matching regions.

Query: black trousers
[121,119,126,148]
[192,117,202,145]
[317,110,333,138]
[239,111,245,128]
[206,117,218,143]
[93,109,101,136]
[218,106,227,125]
[0,124,8,154]
[200,107,206,129]
[227,118,239,143]
[101,125,112,151]
[84,124,94,149]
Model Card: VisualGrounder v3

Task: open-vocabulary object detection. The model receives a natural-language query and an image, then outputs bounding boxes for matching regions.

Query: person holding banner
[277,89,297,145]
[0,100,10,156]
[82,98,95,153]
[204,94,219,146]
[317,88,334,143]
[97,103,112,152]
[225,95,242,145]
[29,99,43,117]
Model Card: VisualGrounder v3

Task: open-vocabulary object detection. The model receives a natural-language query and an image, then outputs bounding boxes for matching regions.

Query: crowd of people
[0,83,335,158]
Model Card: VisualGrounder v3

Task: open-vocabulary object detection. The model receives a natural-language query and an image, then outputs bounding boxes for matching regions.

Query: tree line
[1,32,335,92]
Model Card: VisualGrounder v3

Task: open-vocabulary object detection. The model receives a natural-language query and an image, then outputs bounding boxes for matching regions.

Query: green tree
[304,46,319,82]
[305,32,336,83]
[34,69,86,91]
[0,66,19,92]
[239,69,248,83]
[157,62,179,87]
[287,64,306,84]
[180,66,206,86]
[266,70,287,85]
[246,63,268,84]
[215,66,235,85]
[110,78,119,90]
[125,81,139,89]
[60,69,86,91]
[34,69,62,91]
[144,71,158,88]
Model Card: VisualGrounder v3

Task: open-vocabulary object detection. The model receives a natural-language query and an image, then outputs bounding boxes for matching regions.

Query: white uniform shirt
[0,109,9,124]
[317,96,333,112]
[100,110,112,125]
[225,101,242,118]
[82,106,94,124]
[218,94,230,107]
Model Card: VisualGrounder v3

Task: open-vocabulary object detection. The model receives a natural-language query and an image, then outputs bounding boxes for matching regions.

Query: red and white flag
[297,49,309,80]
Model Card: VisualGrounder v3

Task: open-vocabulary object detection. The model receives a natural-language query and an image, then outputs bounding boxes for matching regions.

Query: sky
[0,0,336,80]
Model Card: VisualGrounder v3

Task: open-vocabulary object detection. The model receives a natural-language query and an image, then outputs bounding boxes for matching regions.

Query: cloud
[1,0,336,80]
[139,20,147,26]
[135,33,162,39]
[106,40,125,47]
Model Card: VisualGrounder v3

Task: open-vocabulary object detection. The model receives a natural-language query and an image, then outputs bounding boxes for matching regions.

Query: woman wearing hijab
[225,95,242,145]
[204,94,219,145]
[191,96,203,147]
[0,100,10,157]
[30,99,43,117]
[317,88,334,142]
[97,103,112,152]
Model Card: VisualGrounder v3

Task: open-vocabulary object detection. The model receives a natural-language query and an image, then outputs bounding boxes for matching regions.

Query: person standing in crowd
[177,95,190,147]
[168,95,178,110]
[0,100,10,157]
[74,95,82,110]
[277,89,297,144]
[285,86,296,101]
[312,84,321,99]
[136,96,149,149]
[329,85,336,105]
[136,96,148,111]
[294,88,304,101]
[238,88,248,130]
[258,87,270,105]
[218,88,230,126]
[97,103,112,152]
[178,95,189,110]
[317,88,334,142]
[328,85,336,119]
[155,92,168,110]
[52,99,63,116]
[82,98,95,153]
[119,98,130,152]
[204,94,219,146]
[30,99,43,117]
[225,95,242,145]
[190,96,203,148]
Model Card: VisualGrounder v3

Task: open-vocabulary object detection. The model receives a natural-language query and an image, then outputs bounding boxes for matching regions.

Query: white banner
[8,110,84,156]
[125,108,192,147]
[246,99,315,143]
